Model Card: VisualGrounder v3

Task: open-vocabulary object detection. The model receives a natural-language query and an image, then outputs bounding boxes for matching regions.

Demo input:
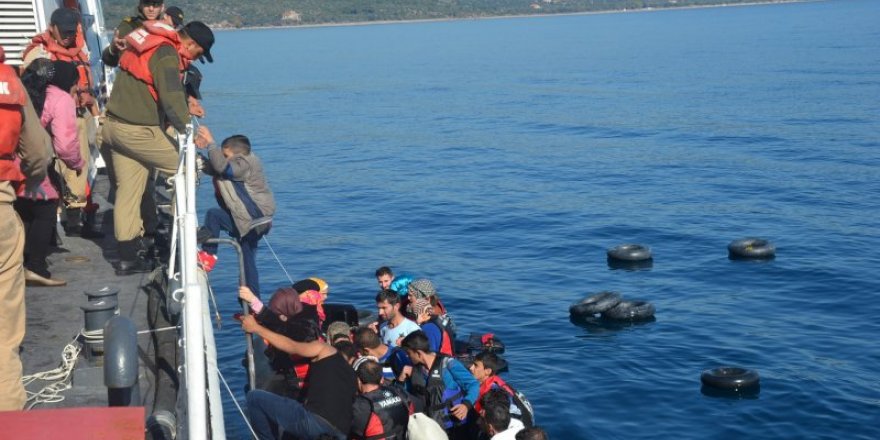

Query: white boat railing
[173,125,227,439]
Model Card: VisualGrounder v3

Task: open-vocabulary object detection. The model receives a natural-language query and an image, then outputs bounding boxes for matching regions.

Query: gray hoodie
[207,145,275,237]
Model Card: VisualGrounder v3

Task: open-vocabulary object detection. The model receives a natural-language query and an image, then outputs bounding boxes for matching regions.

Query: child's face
[470,360,491,382]
[221,146,234,158]
[377,274,393,290]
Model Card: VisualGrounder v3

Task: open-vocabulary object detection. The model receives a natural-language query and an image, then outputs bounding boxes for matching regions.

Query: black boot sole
[115,262,154,276]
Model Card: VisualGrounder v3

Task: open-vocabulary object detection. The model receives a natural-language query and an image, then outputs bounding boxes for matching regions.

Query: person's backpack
[407,412,448,440]
[505,382,535,428]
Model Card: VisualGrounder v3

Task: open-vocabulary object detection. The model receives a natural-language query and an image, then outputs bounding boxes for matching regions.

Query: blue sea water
[197,0,880,438]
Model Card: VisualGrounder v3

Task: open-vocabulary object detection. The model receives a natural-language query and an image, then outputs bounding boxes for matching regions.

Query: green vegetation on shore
[103,0,785,29]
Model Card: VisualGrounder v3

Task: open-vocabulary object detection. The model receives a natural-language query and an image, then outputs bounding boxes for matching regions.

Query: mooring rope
[215,365,259,439]
[262,235,294,285]
[21,333,82,409]
[205,276,223,328]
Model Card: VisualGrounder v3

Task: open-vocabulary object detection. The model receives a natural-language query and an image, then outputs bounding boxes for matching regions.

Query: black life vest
[380,347,406,382]
[355,386,410,440]
[410,355,466,429]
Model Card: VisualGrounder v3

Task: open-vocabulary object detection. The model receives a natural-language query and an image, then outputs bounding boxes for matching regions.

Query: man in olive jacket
[102,20,214,274]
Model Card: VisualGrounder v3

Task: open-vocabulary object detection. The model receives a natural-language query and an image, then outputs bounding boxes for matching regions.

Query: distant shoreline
[213,0,814,32]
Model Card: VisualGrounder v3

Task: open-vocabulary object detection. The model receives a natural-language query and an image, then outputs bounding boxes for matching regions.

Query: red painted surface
[0,406,145,439]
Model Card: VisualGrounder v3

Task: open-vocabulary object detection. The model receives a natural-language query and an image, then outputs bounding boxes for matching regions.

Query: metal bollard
[84,287,120,304]
[81,299,119,359]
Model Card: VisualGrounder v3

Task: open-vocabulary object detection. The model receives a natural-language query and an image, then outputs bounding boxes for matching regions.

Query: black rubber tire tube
[601,300,656,321]
[700,367,760,391]
[607,244,653,262]
[728,238,775,260]
[569,291,622,317]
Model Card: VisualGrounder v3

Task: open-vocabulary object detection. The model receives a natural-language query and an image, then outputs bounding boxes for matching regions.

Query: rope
[21,333,82,410]
[137,326,180,335]
[21,323,180,410]
[81,328,104,343]
[215,365,259,440]
[205,277,222,329]
[262,235,294,285]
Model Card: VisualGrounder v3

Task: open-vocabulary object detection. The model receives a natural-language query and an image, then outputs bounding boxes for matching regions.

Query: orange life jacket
[0,64,26,183]
[23,27,93,93]
[118,20,190,101]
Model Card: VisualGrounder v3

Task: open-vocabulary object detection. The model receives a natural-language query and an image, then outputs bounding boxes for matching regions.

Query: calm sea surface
[197,0,880,438]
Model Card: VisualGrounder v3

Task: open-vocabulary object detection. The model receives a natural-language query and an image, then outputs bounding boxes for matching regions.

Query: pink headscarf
[299,290,326,322]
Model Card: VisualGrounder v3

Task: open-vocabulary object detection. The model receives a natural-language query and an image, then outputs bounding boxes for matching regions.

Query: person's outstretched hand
[195,125,214,149]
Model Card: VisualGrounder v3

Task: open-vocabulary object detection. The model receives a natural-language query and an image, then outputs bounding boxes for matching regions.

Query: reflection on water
[700,385,761,400]
[569,314,657,335]
[607,258,654,271]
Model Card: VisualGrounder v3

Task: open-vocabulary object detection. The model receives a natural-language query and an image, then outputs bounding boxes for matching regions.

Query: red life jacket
[427,316,454,357]
[475,375,535,428]
[0,64,26,183]
[23,27,93,93]
[292,355,310,391]
[118,20,190,101]
[475,375,514,413]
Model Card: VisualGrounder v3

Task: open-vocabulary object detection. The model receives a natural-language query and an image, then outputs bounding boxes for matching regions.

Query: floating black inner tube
[728,238,775,260]
[607,244,653,262]
[700,367,760,391]
[569,291,622,317]
[601,300,656,321]
[607,258,653,271]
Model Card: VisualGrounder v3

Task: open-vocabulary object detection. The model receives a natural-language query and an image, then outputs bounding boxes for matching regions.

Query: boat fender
[607,244,653,262]
[104,316,140,406]
[602,300,656,321]
[728,238,775,260]
[146,409,176,440]
[570,291,623,317]
[700,367,760,392]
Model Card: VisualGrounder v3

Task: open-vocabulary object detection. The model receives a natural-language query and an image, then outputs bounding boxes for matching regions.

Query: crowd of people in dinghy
[234,266,548,440]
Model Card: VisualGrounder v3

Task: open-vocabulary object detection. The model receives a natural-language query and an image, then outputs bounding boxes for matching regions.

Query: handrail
[173,125,226,439]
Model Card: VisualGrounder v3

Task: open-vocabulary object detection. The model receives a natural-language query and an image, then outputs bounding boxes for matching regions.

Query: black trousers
[13,198,58,278]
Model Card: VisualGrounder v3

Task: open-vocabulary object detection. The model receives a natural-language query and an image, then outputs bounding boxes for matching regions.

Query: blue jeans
[246,390,344,440]
[202,207,261,297]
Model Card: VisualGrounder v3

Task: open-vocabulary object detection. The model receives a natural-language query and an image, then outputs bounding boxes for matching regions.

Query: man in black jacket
[350,358,414,439]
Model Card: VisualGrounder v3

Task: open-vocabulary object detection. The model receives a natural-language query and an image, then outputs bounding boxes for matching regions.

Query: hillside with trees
[103,0,786,29]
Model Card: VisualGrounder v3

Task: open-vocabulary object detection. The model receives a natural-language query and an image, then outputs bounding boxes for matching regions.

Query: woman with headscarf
[239,285,321,397]
[14,59,84,287]
[406,278,456,339]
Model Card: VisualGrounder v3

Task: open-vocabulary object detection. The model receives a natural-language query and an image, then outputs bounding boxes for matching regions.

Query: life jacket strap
[428,389,464,413]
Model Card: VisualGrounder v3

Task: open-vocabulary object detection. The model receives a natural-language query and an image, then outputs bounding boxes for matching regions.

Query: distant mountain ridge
[102,0,787,29]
